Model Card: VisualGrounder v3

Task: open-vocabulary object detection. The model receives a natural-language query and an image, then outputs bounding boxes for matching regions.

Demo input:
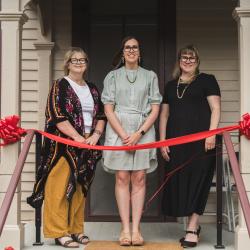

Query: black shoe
[181,240,197,248]
[180,226,201,248]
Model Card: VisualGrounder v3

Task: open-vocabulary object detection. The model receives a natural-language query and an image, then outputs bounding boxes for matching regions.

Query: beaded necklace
[125,67,139,84]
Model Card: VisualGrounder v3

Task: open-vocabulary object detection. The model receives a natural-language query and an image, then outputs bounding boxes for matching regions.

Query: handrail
[33,132,43,246]
[223,131,250,236]
[0,130,35,236]
[215,135,224,248]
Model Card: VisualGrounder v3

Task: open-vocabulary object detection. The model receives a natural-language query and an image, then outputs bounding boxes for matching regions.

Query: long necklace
[176,74,196,99]
[125,67,139,84]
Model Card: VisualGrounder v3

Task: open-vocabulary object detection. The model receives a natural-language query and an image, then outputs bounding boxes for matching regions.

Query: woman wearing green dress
[102,36,162,246]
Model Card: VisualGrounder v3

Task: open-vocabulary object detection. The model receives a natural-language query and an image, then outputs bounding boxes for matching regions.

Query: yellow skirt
[43,157,85,238]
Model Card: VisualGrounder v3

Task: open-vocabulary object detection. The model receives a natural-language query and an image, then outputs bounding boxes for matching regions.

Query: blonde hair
[172,45,200,79]
[63,47,89,76]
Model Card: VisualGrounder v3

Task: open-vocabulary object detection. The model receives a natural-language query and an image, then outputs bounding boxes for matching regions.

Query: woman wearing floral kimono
[27,47,105,248]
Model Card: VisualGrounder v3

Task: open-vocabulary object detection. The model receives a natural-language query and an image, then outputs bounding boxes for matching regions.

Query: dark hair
[172,44,200,79]
[112,36,141,69]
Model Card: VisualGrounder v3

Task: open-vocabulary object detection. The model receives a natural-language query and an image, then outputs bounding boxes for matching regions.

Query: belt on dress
[114,105,149,129]
[115,105,148,117]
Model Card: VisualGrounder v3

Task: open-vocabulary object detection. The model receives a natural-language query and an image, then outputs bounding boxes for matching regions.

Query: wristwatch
[140,130,145,136]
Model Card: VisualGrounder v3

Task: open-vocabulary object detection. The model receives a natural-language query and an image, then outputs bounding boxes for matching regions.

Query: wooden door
[72,0,176,222]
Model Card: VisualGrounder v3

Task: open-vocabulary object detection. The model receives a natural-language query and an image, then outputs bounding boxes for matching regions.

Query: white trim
[33,42,55,50]
[0,13,28,24]
[233,7,250,20]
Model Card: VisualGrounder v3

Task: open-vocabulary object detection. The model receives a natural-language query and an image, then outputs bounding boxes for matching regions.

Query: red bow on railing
[0,115,26,146]
[239,113,250,139]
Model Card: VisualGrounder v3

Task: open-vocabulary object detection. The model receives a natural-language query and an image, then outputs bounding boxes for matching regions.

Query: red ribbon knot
[0,115,26,146]
[239,113,250,139]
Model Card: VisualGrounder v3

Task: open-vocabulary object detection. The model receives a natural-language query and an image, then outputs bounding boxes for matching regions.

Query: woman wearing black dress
[159,45,221,248]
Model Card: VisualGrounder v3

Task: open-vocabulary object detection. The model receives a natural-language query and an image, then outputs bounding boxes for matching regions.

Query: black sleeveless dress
[162,73,221,216]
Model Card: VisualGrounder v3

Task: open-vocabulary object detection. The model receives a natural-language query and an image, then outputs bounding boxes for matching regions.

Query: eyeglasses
[70,58,88,64]
[124,45,139,52]
[180,56,197,63]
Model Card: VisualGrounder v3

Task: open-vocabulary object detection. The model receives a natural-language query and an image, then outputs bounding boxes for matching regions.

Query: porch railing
[215,135,224,248]
[0,130,35,235]
[0,131,249,248]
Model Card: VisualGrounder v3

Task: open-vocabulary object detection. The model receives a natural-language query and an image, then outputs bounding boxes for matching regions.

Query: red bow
[0,115,26,146]
[4,247,14,250]
[239,113,250,139]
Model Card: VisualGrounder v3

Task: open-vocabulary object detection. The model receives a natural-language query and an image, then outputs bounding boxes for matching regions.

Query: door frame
[72,0,176,222]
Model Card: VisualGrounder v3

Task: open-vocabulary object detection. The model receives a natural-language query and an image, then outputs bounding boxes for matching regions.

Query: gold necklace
[176,74,196,99]
[125,67,139,84]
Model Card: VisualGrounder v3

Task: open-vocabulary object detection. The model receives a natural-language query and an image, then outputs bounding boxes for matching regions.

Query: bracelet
[93,129,102,136]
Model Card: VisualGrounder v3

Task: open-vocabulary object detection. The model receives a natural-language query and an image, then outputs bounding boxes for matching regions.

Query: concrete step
[23,222,235,250]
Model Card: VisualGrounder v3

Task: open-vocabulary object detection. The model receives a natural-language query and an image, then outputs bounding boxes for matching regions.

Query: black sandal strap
[72,234,89,244]
[185,226,201,236]
[185,230,198,235]
[197,225,201,236]
[78,235,89,241]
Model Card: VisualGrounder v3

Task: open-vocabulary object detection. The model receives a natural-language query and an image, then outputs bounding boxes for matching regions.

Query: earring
[138,57,141,64]
[122,57,125,64]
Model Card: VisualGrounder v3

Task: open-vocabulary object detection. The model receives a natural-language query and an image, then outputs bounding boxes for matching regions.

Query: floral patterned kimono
[27,77,105,208]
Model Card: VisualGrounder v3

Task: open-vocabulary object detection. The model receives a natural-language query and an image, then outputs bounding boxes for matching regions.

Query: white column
[33,42,54,129]
[233,4,250,250]
[0,9,28,250]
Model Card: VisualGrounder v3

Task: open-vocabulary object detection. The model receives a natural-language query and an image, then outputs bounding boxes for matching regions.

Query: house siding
[21,5,39,221]
[20,0,239,221]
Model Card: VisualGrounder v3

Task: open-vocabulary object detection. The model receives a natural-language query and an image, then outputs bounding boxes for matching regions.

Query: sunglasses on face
[180,56,197,63]
[124,45,139,52]
[70,58,88,64]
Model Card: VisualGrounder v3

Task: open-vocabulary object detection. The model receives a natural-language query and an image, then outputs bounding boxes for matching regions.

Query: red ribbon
[239,113,250,139]
[37,125,238,150]
[0,113,250,149]
[0,115,26,146]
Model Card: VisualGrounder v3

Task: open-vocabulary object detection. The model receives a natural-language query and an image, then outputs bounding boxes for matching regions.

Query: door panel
[72,0,176,222]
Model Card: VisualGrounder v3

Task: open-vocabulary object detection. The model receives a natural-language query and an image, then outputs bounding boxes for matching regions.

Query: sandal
[179,226,201,243]
[119,231,131,246]
[71,233,90,245]
[132,231,144,246]
[55,235,79,248]
[181,226,201,248]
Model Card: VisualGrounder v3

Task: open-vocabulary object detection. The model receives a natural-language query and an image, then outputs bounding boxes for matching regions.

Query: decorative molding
[36,0,52,37]
[37,3,45,36]
[33,41,55,50]
[23,0,35,10]
[0,12,28,24]
[233,7,250,21]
